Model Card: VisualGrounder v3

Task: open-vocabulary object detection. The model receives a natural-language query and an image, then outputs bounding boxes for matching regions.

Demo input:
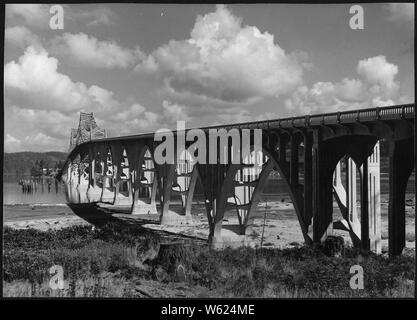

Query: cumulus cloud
[4,134,22,153]
[50,33,143,69]
[385,3,414,24]
[3,45,168,151]
[5,26,42,49]
[285,55,403,114]
[135,4,305,106]
[357,55,399,94]
[5,46,101,113]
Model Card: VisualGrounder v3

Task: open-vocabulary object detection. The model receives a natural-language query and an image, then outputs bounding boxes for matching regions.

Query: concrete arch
[86,144,104,203]
[261,145,312,244]
[130,144,159,215]
[158,153,196,224]
[100,144,116,203]
[112,145,133,206]
[211,144,314,248]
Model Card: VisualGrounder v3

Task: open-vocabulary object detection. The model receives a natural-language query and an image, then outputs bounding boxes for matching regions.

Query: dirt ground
[3,194,415,253]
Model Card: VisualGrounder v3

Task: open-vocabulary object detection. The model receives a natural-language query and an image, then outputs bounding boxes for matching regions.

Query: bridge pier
[159,164,193,224]
[130,146,158,215]
[87,154,102,202]
[312,130,334,243]
[388,138,414,257]
[100,150,115,204]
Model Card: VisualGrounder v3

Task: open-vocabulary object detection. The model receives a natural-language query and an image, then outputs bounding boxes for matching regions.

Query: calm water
[3,181,67,205]
[3,175,414,206]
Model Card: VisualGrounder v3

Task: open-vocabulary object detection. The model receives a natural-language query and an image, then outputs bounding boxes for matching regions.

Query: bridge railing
[65,104,414,154]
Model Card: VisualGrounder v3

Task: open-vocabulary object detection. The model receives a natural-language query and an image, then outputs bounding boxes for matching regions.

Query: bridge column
[78,154,91,203]
[100,148,114,203]
[87,146,102,202]
[211,164,243,249]
[111,145,131,206]
[359,159,370,251]
[68,161,80,203]
[347,158,360,239]
[367,142,381,254]
[347,138,379,252]
[131,147,158,215]
[112,153,123,205]
[312,130,334,243]
[388,138,414,257]
[303,133,313,240]
[159,164,193,225]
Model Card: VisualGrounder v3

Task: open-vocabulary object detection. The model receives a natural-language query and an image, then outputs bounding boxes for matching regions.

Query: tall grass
[3,223,415,298]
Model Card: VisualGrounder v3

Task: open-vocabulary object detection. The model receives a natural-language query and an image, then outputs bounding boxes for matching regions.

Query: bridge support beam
[129,146,158,215]
[303,133,314,240]
[388,138,414,257]
[100,149,115,204]
[367,142,381,254]
[312,130,334,243]
[159,164,193,225]
[87,147,102,202]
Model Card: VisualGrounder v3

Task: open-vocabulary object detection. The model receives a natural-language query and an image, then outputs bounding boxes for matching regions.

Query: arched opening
[332,155,362,247]
[138,147,156,200]
[118,148,131,198]
[66,153,81,204]
[130,146,159,215]
[101,146,115,203]
[169,148,197,215]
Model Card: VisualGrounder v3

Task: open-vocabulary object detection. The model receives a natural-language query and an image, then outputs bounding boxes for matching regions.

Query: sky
[3,3,415,152]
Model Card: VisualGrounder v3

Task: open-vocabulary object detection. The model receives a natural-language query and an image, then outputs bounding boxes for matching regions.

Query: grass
[3,223,415,298]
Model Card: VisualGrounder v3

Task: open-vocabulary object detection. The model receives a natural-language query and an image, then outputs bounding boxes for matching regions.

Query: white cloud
[335,78,365,102]
[4,45,172,150]
[135,4,305,106]
[357,55,399,94]
[6,4,49,29]
[5,46,97,113]
[285,56,402,114]
[3,46,130,115]
[385,3,414,24]
[5,26,42,49]
[4,134,22,153]
[50,32,143,69]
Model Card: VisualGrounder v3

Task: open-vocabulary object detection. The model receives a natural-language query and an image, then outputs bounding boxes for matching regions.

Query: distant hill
[2,140,393,179]
[3,152,68,179]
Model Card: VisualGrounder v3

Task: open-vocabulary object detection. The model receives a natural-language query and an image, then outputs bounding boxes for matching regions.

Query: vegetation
[3,223,414,298]
[3,151,67,179]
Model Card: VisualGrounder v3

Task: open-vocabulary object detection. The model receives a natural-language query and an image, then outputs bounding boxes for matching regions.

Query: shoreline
[3,199,415,252]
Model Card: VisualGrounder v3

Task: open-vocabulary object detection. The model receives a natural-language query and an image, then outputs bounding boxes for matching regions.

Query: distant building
[69,112,107,152]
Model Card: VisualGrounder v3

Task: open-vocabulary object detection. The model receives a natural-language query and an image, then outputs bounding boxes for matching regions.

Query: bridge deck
[87,104,414,143]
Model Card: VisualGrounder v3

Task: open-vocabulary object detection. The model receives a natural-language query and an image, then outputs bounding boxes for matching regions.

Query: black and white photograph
[2,2,415,302]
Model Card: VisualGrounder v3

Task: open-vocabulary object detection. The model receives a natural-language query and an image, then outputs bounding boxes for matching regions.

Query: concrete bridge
[60,104,415,257]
